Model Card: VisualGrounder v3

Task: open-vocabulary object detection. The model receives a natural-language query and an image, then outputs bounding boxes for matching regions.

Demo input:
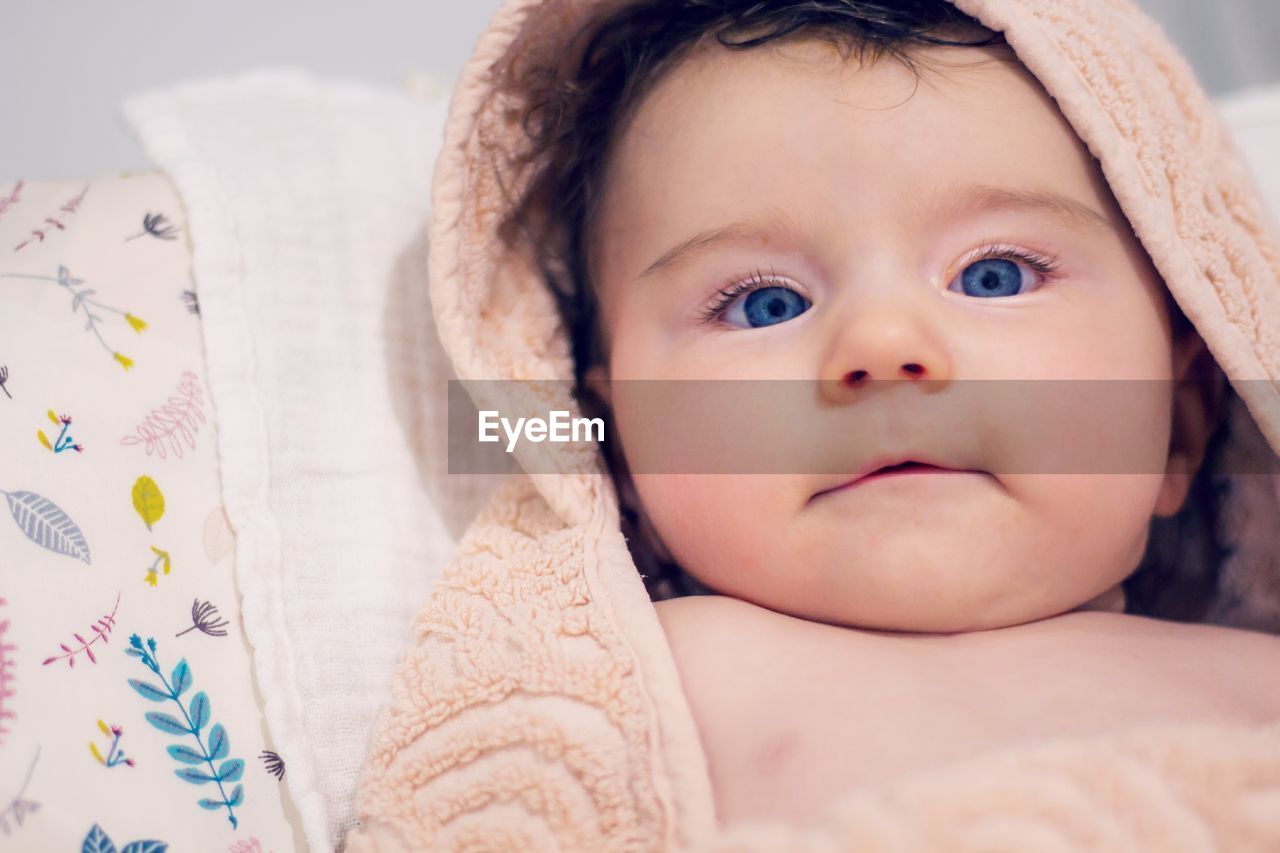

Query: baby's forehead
[611,38,1062,181]
[601,37,1105,240]
[655,34,1027,107]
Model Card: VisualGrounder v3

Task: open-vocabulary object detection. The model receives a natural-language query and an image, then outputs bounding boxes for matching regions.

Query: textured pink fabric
[346,0,1280,848]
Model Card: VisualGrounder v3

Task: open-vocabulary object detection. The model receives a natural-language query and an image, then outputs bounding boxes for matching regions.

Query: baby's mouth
[868,461,943,477]
[809,458,991,501]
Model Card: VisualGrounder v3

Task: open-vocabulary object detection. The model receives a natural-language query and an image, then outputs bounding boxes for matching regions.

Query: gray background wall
[3,0,1278,181]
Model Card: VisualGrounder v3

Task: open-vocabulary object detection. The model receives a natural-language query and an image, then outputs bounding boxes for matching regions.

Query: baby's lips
[808,454,989,500]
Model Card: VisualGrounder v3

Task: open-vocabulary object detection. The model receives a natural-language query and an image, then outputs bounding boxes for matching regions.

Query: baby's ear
[1153,331,1226,517]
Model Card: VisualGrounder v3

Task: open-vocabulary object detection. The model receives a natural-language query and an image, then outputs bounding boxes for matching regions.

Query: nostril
[902,363,924,377]
[846,369,868,384]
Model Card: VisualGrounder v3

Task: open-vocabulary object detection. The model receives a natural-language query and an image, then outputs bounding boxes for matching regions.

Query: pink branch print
[0,599,14,746]
[41,590,121,668]
[14,185,88,252]
[0,181,23,225]
[120,371,206,459]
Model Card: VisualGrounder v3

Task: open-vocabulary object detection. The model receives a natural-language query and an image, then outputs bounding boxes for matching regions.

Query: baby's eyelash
[961,241,1062,279]
[698,265,793,325]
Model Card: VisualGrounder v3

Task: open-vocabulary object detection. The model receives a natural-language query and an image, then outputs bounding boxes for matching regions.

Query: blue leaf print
[145,711,191,736]
[170,659,191,697]
[129,679,170,702]
[166,744,204,764]
[216,758,244,783]
[188,691,209,732]
[124,635,244,829]
[121,843,168,853]
[2,488,91,563]
[175,767,215,785]
[207,722,228,761]
[83,824,118,853]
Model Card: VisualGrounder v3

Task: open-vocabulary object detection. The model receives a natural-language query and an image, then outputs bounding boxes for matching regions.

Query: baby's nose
[819,298,952,391]
[845,362,927,384]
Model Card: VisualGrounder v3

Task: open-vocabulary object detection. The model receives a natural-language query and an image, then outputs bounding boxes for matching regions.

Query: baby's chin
[648,470,1147,633]
[688,525,1109,634]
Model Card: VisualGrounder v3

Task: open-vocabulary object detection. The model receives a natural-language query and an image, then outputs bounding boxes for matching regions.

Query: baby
[511,0,1280,828]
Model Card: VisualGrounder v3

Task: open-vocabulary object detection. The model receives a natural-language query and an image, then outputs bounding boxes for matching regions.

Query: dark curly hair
[506,0,1235,616]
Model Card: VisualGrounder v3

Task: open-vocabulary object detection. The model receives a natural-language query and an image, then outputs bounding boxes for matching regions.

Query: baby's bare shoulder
[653,594,925,738]
[653,597,1280,826]
[653,594,850,676]
[654,599,1280,744]
[653,594,777,685]
[653,593,766,638]
[655,596,1280,680]
[1009,610,1280,717]
[1007,609,1280,669]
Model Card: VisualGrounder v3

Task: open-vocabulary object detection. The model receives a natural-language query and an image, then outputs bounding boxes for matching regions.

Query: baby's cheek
[632,473,781,587]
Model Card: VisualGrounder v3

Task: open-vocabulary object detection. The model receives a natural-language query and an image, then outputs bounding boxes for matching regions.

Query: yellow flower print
[125,313,148,334]
[38,409,81,453]
[114,352,134,371]
[89,718,134,768]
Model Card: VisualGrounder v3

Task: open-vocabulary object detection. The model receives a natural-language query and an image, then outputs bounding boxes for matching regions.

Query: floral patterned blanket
[0,172,302,851]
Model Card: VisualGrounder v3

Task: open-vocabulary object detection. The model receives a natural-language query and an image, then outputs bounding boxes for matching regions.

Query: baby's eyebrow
[639,206,797,279]
[936,182,1116,237]
[637,183,1114,279]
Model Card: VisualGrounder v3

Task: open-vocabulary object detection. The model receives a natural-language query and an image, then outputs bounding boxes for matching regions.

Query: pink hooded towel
[345,0,1280,848]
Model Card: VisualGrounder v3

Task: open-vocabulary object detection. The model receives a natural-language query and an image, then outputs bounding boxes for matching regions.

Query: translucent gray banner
[447,379,1280,476]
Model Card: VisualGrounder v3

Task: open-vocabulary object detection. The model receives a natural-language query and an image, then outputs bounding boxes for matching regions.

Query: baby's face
[588,38,1191,632]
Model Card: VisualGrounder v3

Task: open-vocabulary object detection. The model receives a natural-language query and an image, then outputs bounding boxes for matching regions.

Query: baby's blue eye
[724,286,810,328]
[955,257,1034,298]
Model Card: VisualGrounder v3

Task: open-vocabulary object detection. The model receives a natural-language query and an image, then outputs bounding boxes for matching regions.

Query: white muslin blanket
[122,67,496,852]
